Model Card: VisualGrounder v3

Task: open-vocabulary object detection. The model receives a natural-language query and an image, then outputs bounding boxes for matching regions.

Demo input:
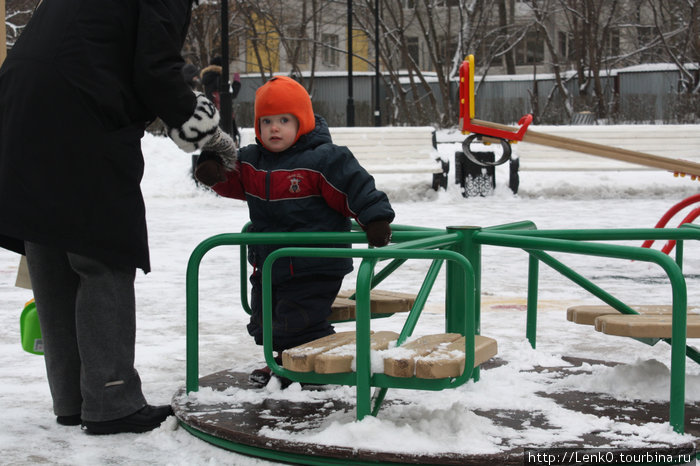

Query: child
[195,76,394,386]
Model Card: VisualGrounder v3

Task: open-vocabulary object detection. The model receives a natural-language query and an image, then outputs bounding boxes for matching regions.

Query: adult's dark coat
[0,0,198,272]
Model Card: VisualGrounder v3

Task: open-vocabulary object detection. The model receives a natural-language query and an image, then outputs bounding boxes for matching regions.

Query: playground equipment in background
[643,194,700,255]
[458,54,700,179]
[175,219,700,464]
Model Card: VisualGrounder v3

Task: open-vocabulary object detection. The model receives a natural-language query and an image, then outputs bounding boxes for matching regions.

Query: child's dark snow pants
[247,274,342,353]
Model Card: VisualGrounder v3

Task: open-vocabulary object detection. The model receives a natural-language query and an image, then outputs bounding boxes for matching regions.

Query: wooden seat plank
[414,335,498,379]
[594,314,700,339]
[281,331,357,372]
[328,297,357,322]
[566,304,679,325]
[336,289,416,315]
[283,331,498,379]
[383,333,463,378]
[314,331,399,374]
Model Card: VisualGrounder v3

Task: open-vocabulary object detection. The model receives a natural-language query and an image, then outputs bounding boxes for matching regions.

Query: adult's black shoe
[56,414,82,426]
[82,404,173,435]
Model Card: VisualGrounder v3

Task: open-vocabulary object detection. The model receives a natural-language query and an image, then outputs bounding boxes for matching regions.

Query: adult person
[200,56,242,145]
[0,0,236,435]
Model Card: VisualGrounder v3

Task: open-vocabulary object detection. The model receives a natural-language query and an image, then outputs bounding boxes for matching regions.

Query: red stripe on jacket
[216,163,356,219]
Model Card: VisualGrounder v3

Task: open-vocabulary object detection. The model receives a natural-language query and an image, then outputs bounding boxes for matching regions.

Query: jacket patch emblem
[288,174,302,193]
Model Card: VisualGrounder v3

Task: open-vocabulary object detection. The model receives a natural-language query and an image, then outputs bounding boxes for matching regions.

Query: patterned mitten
[168,93,220,152]
[202,128,237,170]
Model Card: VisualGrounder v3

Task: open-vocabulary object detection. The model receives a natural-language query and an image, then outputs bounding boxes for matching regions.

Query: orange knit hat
[254,76,315,147]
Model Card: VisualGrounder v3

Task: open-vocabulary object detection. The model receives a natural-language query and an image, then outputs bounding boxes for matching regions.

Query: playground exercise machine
[458,54,700,180]
[174,218,700,464]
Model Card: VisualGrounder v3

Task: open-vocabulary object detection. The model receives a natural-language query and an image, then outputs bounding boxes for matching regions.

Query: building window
[287,28,308,65]
[558,31,574,62]
[322,33,339,66]
[606,28,621,59]
[515,28,544,65]
[437,35,458,68]
[402,36,420,69]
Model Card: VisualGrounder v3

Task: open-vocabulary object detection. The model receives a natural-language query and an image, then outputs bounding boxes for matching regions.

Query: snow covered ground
[1,129,699,465]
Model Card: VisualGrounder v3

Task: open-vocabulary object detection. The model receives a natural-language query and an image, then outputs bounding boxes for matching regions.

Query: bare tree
[648,0,700,93]
[529,0,574,122]
[184,1,228,68]
[351,0,516,127]
[556,0,632,119]
[646,0,700,122]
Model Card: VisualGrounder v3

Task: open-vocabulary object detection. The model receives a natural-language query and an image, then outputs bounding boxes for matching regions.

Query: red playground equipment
[458,54,700,179]
[643,194,700,254]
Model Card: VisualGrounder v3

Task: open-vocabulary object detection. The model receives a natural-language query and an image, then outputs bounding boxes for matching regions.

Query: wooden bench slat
[594,314,700,339]
[566,304,680,325]
[328,297,357,322]
[281,331,357,372]
[314,331,399,374]
[336,289,416,315]
[383,333,463,378]
[414,335,498,379]
[282,332,498,379]
[329,290,416,323]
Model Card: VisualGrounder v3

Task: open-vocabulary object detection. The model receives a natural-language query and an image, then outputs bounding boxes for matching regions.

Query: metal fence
[230,65,699,129]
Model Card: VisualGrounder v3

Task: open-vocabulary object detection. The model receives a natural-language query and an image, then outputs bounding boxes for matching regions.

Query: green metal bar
[526,255,539,349]
[475,231,688,433]
[239,223,252,315]
[259,246,477,393]
[237,227,438,315]
[370,388,387,417]
[187,231,374,393]
[675,240,683,271]
[527,249,640,317]
[387,222,443,232]
[343,258,408,301]
[179,421,382,465]
[239,244,251,315]
[383,232,461,250]
[492,227,700,242]
[683,344,700,365]
[445,226,481,381]
[185,243,203,393]
[446,227,480,335]
[397,259,444,344]
[371,258,444,417]
[483,220,537,231]
[372,258,406,286]
[527,249,660,346]
[355,259,375,420]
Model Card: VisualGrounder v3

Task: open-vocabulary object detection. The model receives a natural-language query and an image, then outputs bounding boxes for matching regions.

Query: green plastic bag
[20,299,44,355]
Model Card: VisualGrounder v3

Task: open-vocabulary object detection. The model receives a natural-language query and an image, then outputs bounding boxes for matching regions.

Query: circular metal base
[173,358,699,465]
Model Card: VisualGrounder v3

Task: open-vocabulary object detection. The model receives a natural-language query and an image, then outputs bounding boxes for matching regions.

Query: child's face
[259,113,299,152]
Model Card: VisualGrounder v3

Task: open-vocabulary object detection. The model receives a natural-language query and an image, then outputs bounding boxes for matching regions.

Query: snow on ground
[0,129,699,465]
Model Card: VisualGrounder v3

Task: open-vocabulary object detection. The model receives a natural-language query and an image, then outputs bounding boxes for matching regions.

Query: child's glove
[201,128,237,170]
[365,220,392,247]
[194,152,228,187]
[193,125,238,187]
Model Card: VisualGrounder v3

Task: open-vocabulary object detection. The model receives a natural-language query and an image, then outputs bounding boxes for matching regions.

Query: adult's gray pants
[24,242,146,422]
